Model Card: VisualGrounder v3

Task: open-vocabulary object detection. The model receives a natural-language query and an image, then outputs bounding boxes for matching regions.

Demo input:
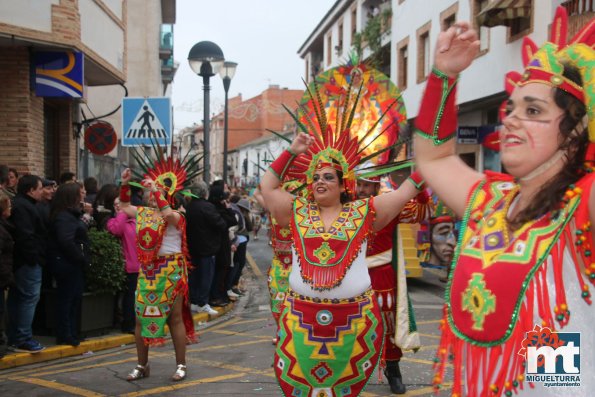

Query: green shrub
[86,229,126,293]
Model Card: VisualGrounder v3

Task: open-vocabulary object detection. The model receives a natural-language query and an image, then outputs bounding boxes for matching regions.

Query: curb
[0,302,235,370]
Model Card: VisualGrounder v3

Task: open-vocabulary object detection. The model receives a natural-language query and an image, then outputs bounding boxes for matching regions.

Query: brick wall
[0,47,76,178]
[0,47,45,176]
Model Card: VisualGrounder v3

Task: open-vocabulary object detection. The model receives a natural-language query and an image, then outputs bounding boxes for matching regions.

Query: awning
[476,0,532,28]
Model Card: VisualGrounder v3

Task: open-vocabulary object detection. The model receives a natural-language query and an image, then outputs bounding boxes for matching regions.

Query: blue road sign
[122,97,172,147]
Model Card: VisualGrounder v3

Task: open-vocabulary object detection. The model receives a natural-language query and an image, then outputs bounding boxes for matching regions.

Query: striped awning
[476,0,532,28]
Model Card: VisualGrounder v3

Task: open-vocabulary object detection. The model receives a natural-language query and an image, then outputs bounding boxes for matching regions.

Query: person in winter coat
[0,191,14,358]
[106,197,140,334]
[47,182,91,346]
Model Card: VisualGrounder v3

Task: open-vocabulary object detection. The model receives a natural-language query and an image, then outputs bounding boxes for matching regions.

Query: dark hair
[0,165,8,185]
[8,168,18,178]
[335,169,351,204]
[229,194,241,204]
[59,171,76,184]
[17,175,42,195]
[84,176,98,193]
[93,183,118,213]
[50,182,81,220]
[209,183,225,203]
[510,64,588,228]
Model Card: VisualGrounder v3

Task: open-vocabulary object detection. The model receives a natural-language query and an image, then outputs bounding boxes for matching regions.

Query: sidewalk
[0,302,235,370]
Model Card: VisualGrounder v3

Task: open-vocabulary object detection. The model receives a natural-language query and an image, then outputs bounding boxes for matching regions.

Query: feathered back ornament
[504,6,594,141]
[276,62,408,199]
[129,137,202,205]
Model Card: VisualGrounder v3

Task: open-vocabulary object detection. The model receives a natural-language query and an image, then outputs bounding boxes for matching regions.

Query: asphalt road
[0,232,451,396]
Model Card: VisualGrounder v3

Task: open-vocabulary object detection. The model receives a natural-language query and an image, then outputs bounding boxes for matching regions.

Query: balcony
[159,24,173,60]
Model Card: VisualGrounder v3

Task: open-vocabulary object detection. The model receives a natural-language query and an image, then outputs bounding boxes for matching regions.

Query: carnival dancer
[118,144,201,382]
[262,64,425,397]
[414,8,595,396]
[254,182,302,345]
[355,166,427,394]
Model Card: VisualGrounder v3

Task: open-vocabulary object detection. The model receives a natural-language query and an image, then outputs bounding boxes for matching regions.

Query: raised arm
[261,132,313,227]
[253,187,267,210]
[413,21,484,217]
[118,168,138,219]
[372,172,424,231]
[142,178,180,227]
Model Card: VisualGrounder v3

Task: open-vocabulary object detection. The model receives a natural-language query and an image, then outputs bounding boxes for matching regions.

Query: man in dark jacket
[185,181,228,315]
[7,174,45,353]
[208,180,238,307]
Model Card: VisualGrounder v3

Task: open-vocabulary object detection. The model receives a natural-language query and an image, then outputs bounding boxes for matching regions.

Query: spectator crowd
[0,164,263,357]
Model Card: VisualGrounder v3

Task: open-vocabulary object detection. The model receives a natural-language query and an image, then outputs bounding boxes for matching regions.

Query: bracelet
[153,189,170,211]
[414,67,458,145]
[269,149,297,180]
[408,171,425,190]
[119,183,131,203]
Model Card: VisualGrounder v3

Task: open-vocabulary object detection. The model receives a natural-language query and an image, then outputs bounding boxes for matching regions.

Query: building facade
[0,0,175,183]
[299,0,593,172]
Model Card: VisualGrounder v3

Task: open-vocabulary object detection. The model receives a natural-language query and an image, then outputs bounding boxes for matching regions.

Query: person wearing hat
[414,9,595,395]
[417,198,456,283]
[356,163,428,394]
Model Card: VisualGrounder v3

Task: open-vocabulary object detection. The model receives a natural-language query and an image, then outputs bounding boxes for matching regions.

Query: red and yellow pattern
[291,197,374,290]
[274,289,382,397]
[433,171,595,396]
[268,218,293,324]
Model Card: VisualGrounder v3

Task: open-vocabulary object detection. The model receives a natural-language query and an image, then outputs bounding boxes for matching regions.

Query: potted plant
[37,228,127,336]
[80,228,126,334]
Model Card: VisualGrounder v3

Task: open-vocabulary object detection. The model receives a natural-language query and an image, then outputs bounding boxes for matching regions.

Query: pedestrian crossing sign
[122,97,172,147]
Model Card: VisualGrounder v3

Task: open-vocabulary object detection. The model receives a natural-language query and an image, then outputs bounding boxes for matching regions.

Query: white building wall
[80,0,125,72]
[85,0,167,181]
[0,0,59,32]
[304,0,565,119]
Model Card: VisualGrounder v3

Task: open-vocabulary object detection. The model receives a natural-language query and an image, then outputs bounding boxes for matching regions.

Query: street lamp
[219,61,238,184]
[188,41,224,185]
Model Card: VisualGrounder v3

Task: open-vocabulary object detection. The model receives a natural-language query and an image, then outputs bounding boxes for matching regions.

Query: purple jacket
[106,212,140,274]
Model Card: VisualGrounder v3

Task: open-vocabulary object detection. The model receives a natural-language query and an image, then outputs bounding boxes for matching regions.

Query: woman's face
[7,171,17,188]
[312,167,342,205]
[500,83,565,179]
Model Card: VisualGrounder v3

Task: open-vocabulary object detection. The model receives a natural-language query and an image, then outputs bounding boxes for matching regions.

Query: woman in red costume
[414,8,594,396]
[119,168,196,382]
[261,63,426,396]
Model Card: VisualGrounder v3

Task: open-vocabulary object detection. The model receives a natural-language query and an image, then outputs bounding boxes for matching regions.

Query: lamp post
[188,41,224,185]
[219,61,238,185]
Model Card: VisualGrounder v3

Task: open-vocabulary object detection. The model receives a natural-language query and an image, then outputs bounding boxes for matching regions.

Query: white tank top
[288,241,371,299]
[158,223,182,255]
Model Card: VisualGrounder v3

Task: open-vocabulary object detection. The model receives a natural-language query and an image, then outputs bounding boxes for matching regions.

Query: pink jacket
[106,212,140,274]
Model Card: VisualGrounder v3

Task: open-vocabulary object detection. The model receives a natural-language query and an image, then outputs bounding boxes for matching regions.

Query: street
[0,235,451,396]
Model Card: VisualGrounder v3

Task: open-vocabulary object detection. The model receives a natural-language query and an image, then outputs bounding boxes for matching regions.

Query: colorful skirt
[268,250,292,326]
[274,289,383,397]
[135,253,196,346]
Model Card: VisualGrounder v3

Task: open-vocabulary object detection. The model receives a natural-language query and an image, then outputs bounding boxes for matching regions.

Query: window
[327,34,332,65]
[351,7,357,42]
[397,37,409,89]
[440,2,458,31]
[416,21,431,83]
[473,0,490,54]
[507,0,533,42]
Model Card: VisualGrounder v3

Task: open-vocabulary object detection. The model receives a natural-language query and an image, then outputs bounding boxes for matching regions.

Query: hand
[142,178,156,191]
[434,21,480,78]
[82,202,93,215]
[289,132,314,155]
[121,168,132,184]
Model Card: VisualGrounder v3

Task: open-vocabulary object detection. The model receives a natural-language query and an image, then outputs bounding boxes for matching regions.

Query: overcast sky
[172,0,335,132]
